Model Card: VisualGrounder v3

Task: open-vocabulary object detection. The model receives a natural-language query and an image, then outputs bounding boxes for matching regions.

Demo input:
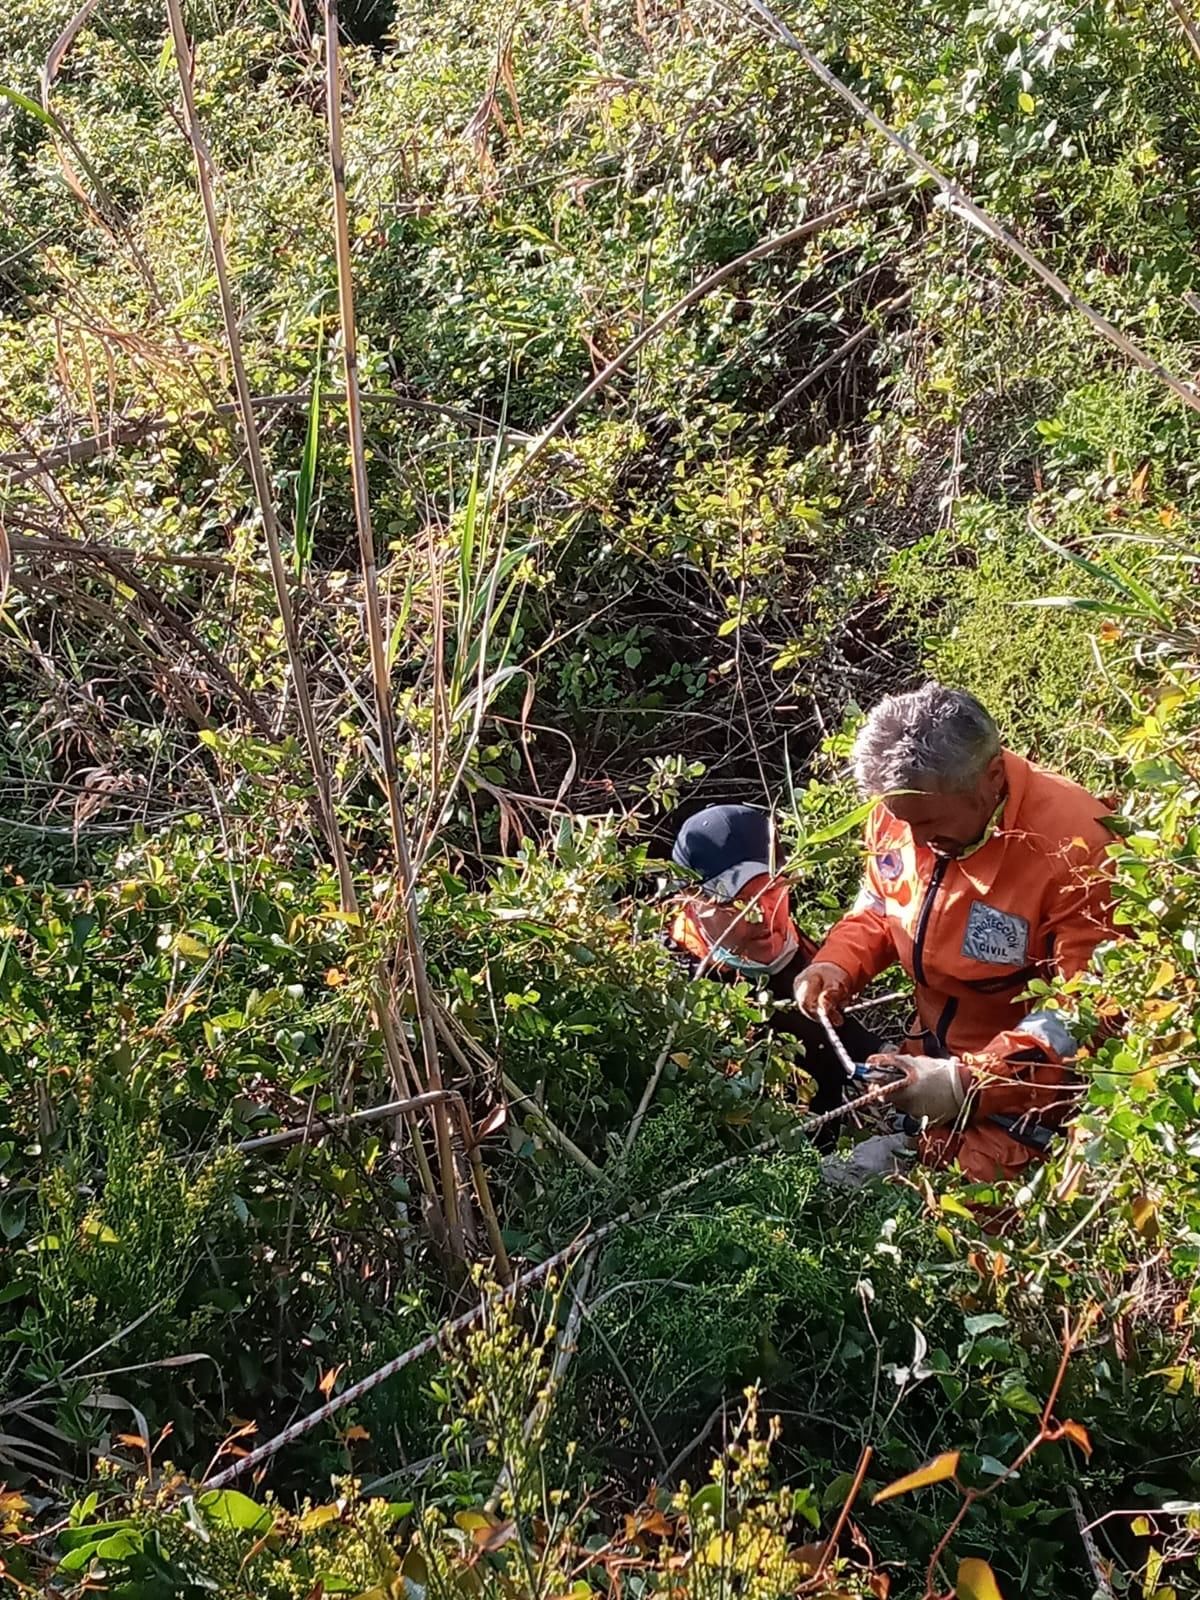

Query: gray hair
[852,683,1001,797]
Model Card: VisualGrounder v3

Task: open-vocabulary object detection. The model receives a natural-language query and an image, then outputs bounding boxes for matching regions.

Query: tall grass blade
[1033,528,1169,620]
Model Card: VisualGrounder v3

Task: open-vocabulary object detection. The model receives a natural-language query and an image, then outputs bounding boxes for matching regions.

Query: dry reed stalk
[164,0,444,1221]
[322,0,463,1258]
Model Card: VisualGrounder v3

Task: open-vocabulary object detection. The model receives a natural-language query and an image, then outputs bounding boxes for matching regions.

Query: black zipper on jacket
[911,855,949,987]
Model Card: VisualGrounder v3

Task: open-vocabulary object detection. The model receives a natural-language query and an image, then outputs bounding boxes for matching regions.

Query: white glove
[875,1054,966,1126]
[821,1132,914,1191]
[793,961,852,1022]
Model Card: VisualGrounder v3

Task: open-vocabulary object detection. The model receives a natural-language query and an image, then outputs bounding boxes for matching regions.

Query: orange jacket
[814,751,1116,1182]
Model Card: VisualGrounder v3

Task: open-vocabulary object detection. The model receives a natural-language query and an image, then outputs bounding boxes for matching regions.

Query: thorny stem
[203,1077,904,1489]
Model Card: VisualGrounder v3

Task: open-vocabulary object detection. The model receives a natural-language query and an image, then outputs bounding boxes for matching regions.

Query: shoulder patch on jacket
[877,849,903,882]
[961,901,1030,966]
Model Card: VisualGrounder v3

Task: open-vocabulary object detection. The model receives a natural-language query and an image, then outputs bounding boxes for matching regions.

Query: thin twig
[202,1079,902,1488]
[1167,0,1200,65]
[501,1071,612,1186]
[166,0,447,1222]
[624,1024,678,1153]
[1,391,527,485]
[165,0,355,905]
[502,185,909,497]
[812,1446,872,1584]
[743,0,1200,415]
[1067,1484,1115,1599]
[766,289,913,420]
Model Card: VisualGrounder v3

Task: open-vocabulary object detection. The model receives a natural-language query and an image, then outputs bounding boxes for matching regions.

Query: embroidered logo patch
[877,850,903,881]
[962,901,1029,967]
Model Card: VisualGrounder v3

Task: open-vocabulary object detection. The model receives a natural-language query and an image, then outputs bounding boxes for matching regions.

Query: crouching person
[665,803,877,1145]
[795,683,1117,1190]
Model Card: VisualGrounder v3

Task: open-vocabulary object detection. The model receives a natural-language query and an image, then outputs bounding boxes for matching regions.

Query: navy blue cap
[671,805,774,891]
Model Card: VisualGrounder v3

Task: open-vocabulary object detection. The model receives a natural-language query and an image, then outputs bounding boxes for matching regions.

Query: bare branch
[743,0,1200,415]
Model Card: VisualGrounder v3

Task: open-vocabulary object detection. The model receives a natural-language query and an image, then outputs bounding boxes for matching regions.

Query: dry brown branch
[766,287,913,419]
[324,0,463,1258]
[501,184,909,497]
[165,0,356,906]
[66,545,273,735]
[1168,0,1200,65]
[0,392,527,486]
[41,0,165,311]
[6,527,235,574]
[745,0,1200,415]
[164,0,461,1236]
[199,1074,904,1489]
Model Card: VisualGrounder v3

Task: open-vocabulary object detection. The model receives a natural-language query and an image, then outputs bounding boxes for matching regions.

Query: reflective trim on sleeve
[1018,1008,1079,1061]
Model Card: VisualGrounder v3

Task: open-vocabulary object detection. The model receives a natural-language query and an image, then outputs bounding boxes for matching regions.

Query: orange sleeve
[813,809,898,992]
[961,821,1116,1123]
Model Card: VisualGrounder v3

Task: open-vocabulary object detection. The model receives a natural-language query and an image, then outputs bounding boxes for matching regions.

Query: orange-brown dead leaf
[624,1508,673,1542]
[473,1520,517,1553]
[873,1451,960,1504]
[793,1542,827,1575]
[318,1364,345,1399]
[1055,1419,1093,1458]
[956,1555,1005,1600]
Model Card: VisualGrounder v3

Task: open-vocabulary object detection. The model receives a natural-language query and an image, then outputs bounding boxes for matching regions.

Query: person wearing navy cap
[666,803,878,1142]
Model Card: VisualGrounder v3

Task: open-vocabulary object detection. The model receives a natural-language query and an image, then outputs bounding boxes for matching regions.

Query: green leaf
[0,84,59,133]
[58,1539,108,1574]
[97,1531,143,1560]
[689,1484,724,1524]
[790,1486,820,1529]
[963,1313,1008,1336]
[0,1196,27,1242]
[197,1489,274,1534]
[999,1379,1041,1416]
[791,795,877,851]
[60,1521,137,1552]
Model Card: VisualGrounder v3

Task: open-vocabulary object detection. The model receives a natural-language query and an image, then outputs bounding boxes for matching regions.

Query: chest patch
[962,900,1029,966]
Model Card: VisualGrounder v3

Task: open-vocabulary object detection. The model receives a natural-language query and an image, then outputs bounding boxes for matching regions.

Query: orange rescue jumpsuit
[813,751,1116,1182]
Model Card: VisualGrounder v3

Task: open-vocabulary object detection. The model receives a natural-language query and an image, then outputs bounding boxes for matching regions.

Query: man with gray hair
[795,683,1116,1185]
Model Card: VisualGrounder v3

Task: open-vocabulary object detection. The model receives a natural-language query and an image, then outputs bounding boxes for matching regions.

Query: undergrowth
[2,0,1200,1595]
